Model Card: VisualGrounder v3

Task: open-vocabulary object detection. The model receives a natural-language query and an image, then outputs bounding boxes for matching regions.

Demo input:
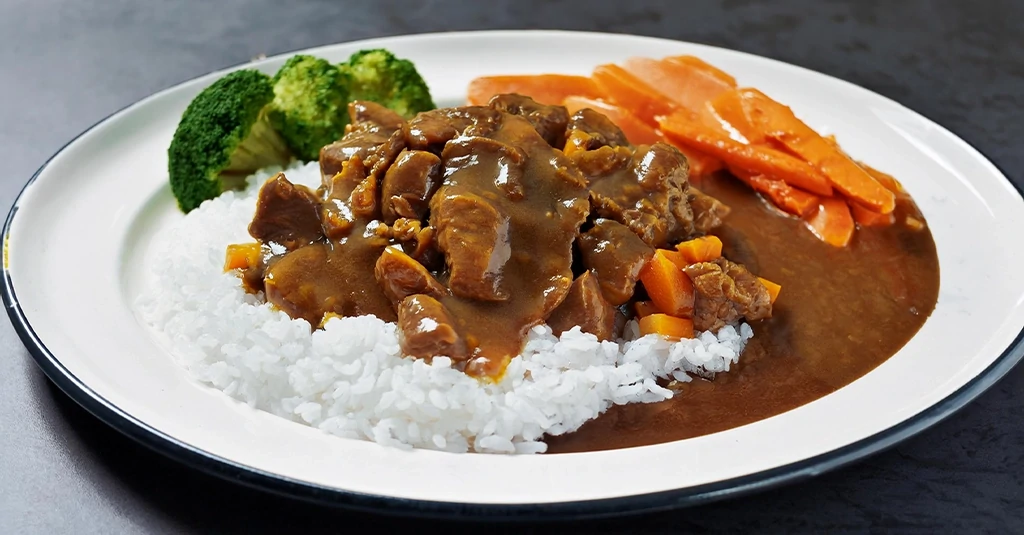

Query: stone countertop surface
[1,0,1021,532]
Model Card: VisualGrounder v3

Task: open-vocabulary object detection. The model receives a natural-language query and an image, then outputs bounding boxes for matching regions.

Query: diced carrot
[851,202,895,227]
[224,243,261,271]
[663,55,738,87]
[591,64,678,125]
[633,300,661,318]
[730,167,820,217]
[466,74,602,106]
[708,90,765,144]
[562,96,662,146]
[639,314,695,341]
[675,236,723,264]
[622,57,734,115]
[658,249,690,270]
[659,111,833,196]
[638,250,695,318]
[805,197,855,247]
[757,277,782,305]
[736,89,895,214]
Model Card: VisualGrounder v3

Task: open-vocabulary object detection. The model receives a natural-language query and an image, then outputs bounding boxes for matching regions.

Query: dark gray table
[3,0,1022,532]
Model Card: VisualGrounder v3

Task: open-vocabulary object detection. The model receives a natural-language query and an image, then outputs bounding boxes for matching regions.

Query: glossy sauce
[546,173,940,453]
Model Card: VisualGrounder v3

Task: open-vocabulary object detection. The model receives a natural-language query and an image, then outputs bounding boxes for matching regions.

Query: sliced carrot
[466,74,602,106]
[633,300,661,318]
[736,89,895,214]
[708,90,765,144]
[675,236,723,264]
[562,96,662,146]
[674,144,724,178]
[638,250,695,318]
[730,167,820,217]
[851,202,895,227]
[639,314,695,341]
[663,55,737,87]
[858,162,906,197]
[591,64,678,125]
[659,111,833,196]
[757,277,782,305]
[224,243,261,271]
[805,197,855,247]
[622,57,734,115]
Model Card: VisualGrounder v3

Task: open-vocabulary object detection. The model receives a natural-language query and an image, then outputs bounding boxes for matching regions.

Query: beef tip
[405,106,500,151]
[683,258,772,332]
[546,271,617,341]
[488,94,569,148]
[583,142,695,247]
[349,100,405,131]
[397,294,468,361]
[248,173,323,250]
[689,186,731,234]
[429,191,510,302]
[577,219,654,306]
[564,108,630,152]
[374,246,447,306]
[319,101,406,183]
[380,150,442,223]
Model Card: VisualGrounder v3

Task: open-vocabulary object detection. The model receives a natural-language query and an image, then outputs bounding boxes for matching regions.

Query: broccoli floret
[168,69,293,212]
[344,49,435,118]
[267,55,353,161]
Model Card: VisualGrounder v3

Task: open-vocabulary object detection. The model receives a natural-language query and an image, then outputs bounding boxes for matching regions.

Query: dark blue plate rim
[4,35,1023,521]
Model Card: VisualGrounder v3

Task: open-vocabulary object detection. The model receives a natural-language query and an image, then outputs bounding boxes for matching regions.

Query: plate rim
[4,29,1024,519]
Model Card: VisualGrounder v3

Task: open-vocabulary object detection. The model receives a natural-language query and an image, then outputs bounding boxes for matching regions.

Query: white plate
[5,30,1024,518]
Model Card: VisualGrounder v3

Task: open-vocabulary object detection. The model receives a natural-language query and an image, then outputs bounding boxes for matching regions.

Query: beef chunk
[319,101,406,183]
[380,150,442,223]
[397,294,468,361]
[683,258,772,332]
[546,271,617,341]
[405,106,500,151]
[689,186,731,234]
[248,173,323,250]
[488,94,569,148]
[565,108,630,152]
[374,246,447,306]
[577,219,654,306]
[580,142,696,248]
[429,191,509,302]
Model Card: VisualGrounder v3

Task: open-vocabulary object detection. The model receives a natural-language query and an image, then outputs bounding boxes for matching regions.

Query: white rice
[136,162,753,454]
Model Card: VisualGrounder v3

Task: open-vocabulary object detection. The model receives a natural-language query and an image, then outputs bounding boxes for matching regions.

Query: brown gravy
[546,173,940,453]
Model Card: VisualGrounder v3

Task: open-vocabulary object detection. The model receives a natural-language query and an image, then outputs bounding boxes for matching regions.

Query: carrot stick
[708,90,765,144]
[805,197,855,247]
[659,111,833,196]
[730,167,820,217]
[638,250,695,318]
[758,277,782,305]
[591,64,679,125]
[633,300,661,318]
[562,96,662,146]
[663,55,737,87]
[466,74,602,106]
[851,202,895,227]
[621,57,734,115]
[639,314,695,340]
[675,236,723,264]
[737,89,895,214]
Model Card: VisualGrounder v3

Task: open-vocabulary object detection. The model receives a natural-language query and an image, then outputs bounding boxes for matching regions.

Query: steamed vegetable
[639,314,695,340]
[675,235,724,264]
[638,250,695,318]
[805,197,855,247]
[267,55,352,161]
[469,75,601,106]
[168,69,293,213]
[345,49,435,118]
[758,277,782,305]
